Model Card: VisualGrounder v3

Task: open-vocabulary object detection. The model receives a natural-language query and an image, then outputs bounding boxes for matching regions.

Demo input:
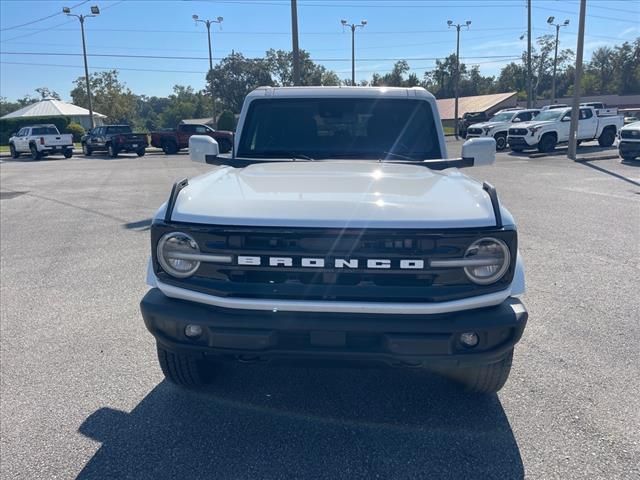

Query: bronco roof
[248,86,436,100]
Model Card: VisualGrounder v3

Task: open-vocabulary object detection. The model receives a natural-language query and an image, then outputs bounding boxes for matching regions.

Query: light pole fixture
[341,19,367,85]
[193,14,223,125]
[448,20,471,140]
[547,16,569,105]
[63,5,100,128]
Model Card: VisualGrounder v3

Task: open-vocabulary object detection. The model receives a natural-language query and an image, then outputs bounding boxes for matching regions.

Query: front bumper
[619,140,640,158]
[507,136,535,148]
[116,142,148,151]
[42,145,73,154]
[140,288,528,367]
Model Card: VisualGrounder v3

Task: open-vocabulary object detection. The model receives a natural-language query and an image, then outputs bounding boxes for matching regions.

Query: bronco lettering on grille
[236,256,426,270]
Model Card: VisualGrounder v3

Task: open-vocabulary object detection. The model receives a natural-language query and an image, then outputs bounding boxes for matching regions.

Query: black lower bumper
[140,289,528,368]
[619,141,640,158]
[507,136,533,148]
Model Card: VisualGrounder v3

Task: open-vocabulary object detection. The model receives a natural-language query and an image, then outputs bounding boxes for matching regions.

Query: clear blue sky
[1,0,638,101]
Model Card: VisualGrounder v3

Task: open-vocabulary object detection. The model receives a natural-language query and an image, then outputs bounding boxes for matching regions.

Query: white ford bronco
[140,87,528,393]
[507,105,624,153]
[8,124,74,160]
[465,108,540,151]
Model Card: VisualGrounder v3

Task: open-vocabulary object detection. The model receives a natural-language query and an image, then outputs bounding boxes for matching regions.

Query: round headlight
[463,237,510,285]
[157,232,200,278]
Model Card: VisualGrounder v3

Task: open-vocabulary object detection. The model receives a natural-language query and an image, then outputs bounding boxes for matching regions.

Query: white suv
[465,109,540,151]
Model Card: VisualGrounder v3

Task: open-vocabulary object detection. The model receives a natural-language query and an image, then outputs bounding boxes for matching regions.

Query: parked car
[540,103,569,111]
[618,121,640,162]
[81,125,148,158]
[8,124,73,160]
[623,115,638,125]
[457,111,490,138]
[507,106,624,153]
[580,102,618,117]
[150,123,233,155]
[465,108,540,150]
[140,86,529,394]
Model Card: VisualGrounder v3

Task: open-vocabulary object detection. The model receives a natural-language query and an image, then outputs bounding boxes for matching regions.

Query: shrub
[65,122,85,142]
[217,110,235,131]
[0,116,70,145]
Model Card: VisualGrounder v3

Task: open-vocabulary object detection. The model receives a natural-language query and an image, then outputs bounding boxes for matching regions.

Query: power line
[0,0,89,31]
[0,51,523,61]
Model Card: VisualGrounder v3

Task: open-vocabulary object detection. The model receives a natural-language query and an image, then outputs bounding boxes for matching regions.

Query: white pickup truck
[8,124,74,160]
[618,121,640,161]
[464,108,540,151]
[507,106,624,153]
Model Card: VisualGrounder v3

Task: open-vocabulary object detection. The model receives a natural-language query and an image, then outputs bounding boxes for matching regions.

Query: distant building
[436,92,518,130]
[517,94,640,110]
[181,117,215,126]
[0,98,107,130]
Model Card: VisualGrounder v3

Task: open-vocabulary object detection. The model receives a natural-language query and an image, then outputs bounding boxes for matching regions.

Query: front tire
[9,144,19,159]
[107,143,118,158]
[162,141,178,155]
[538,134,557,153]
[494,133,507,151]
[156,344,210,388]
[450,349,514,393]
[598,128,616,147]
[29,144,41,160]
[136,148,146,157]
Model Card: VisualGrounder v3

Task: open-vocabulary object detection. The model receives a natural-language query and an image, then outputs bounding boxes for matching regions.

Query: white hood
[169,161,504,229]
[469,121,505,130]
[512,120,555,130]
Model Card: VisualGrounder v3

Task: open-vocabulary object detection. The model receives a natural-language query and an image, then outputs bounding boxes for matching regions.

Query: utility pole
[547,16,569,105]
[291,0,300,85]
[341,19,367,85]
[567,0,586,161]
[63,5,100,129]
[448,20,471,140]
[193,14,223,126]
[527,0,532,108]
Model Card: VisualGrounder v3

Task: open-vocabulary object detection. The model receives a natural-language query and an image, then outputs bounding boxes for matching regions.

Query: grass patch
[0,145,8,153]
[443,127,456,136]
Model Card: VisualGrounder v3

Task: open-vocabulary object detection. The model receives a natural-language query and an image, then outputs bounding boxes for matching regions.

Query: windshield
[533,110,565,122]
[106,126,132,134]
[31,127,59,135]
[490,112,515,122]
[237,98,442,160]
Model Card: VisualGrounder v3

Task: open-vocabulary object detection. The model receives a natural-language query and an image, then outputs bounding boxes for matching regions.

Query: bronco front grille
[152,224,517,303]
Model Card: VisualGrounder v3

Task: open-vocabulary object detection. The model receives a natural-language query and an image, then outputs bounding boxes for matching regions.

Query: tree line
[1,38,637,131]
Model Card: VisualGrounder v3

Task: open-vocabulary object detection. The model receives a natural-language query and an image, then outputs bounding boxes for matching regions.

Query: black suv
[81,125,148,157]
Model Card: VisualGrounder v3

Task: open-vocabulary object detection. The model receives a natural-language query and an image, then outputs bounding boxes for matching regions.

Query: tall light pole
[341,19,367,85]
[448,20,471,140]
[527,0,532,108]
[547,16,569,105]
[63,5,100,129]
[193,14,223,125]
[291,0,300,85]
[567,1,586,161]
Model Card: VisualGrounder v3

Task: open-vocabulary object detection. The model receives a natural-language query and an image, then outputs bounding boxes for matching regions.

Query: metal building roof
[436,92,518,120]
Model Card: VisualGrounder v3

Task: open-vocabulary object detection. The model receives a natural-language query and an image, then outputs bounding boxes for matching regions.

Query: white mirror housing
[461,137,496,167]
[189,135,219,163]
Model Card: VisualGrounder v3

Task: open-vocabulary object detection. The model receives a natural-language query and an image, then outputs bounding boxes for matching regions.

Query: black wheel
[82,143,92,156]
[538,134,557,153]
[598,128,616,147]
[9,144,19,159]
[576,140,582,147]
[156,344,211,388]
[63,149,73,159]
[136,148,146,157]
[494,133,507,151]
[162,141,178,155]
[450,349,514,393]
[107,143,118,158]
[29,144,41,160]
[218,138,232,154]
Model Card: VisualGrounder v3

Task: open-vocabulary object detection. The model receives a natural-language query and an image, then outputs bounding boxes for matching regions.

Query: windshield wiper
[380,151,415,161]
[247,151,315,161]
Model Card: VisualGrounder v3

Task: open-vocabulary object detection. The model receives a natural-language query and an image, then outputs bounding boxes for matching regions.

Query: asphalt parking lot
[1,142,639,479]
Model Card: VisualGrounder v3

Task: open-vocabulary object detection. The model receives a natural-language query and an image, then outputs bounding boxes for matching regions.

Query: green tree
[34,87,61,100]
[159,85,207,128]
[265,49,340,86]
[70,70,137,123]
[207,52,273,113]
[217,110,235,131]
